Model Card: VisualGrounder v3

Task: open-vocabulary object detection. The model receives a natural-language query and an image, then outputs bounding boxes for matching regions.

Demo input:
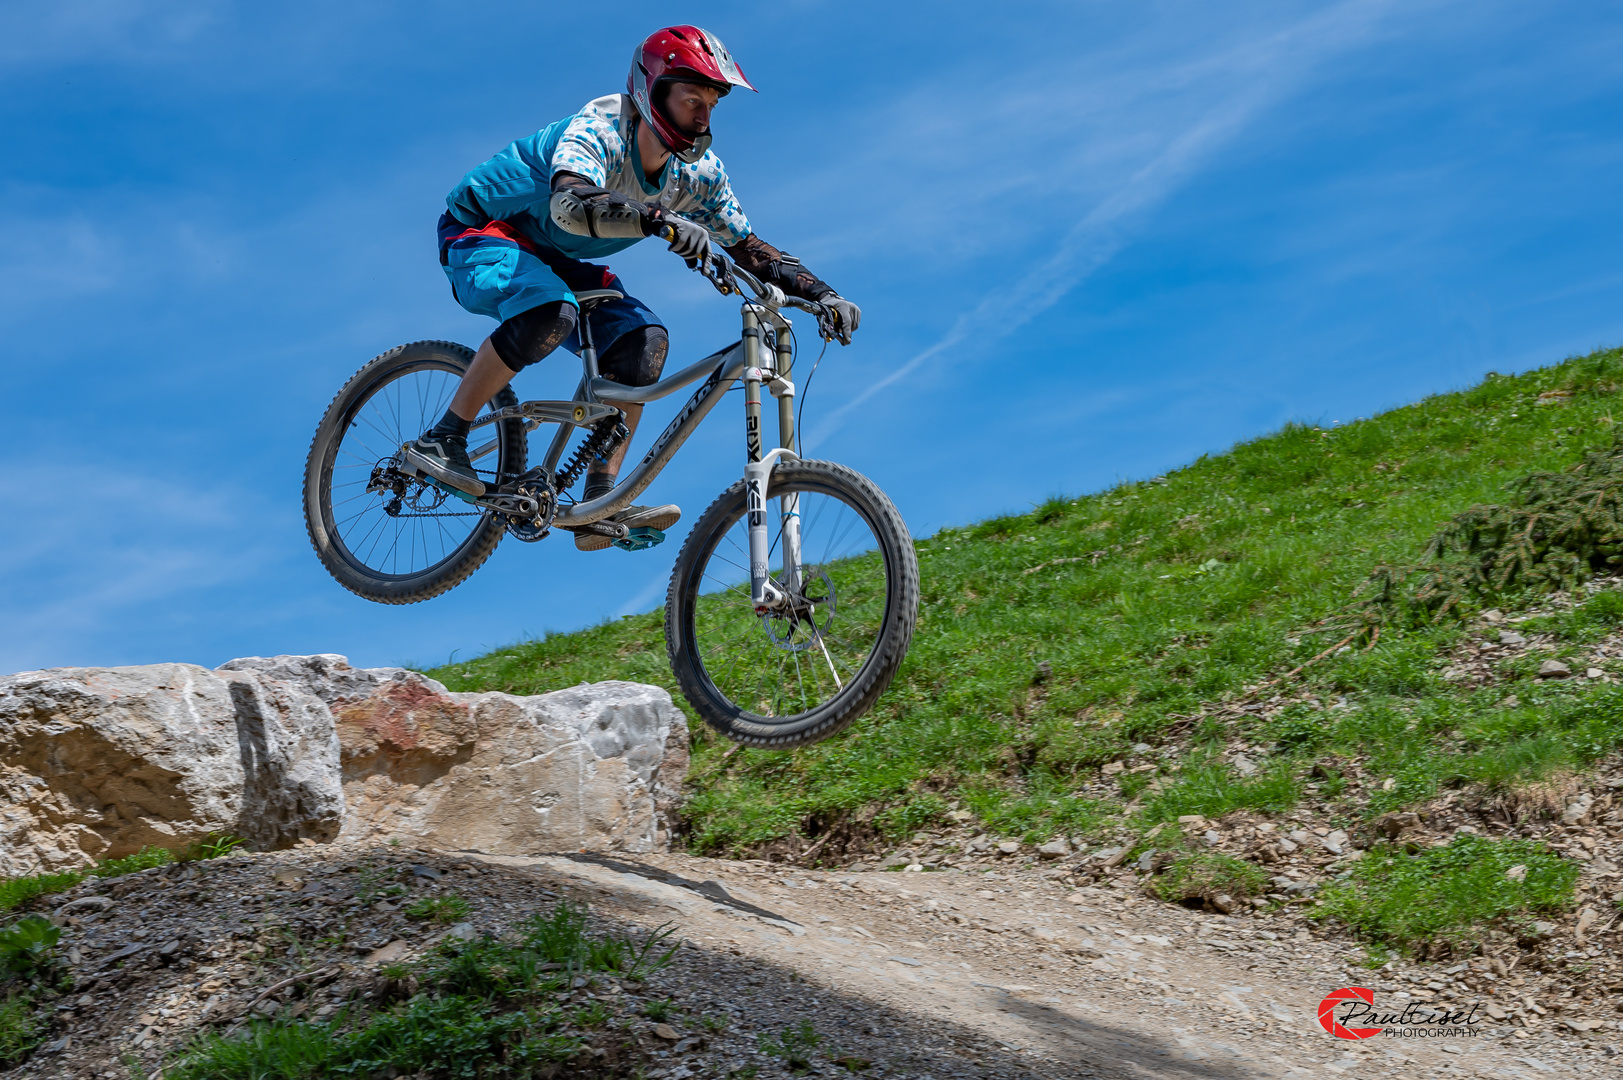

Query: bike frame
[468,269,811,609]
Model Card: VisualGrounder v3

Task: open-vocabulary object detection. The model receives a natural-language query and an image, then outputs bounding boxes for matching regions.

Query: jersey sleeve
[444,132,555,225]
[548,105,623,187]
[676,153,752,247]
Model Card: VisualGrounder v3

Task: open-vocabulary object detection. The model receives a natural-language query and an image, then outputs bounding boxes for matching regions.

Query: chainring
[505,470,559,542]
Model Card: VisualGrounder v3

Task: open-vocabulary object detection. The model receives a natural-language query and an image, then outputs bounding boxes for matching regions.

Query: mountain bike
[303,247,918,748]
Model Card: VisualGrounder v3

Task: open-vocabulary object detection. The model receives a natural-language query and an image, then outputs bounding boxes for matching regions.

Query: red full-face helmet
[628,25,756,163]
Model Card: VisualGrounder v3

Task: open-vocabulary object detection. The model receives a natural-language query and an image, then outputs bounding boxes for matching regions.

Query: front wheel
[665,459,919,748]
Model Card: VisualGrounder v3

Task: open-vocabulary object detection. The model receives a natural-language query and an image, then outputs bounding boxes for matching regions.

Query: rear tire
[304,341,526,604]
[665,459,918,748]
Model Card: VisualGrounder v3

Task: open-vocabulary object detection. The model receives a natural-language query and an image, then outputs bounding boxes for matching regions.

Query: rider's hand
[819,295,861,345]
[657,214,711,266]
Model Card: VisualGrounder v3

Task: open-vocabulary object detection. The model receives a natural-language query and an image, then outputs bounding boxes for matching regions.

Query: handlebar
[654,221,830,325]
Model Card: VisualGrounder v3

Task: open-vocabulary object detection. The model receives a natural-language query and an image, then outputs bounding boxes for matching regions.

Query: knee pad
[598,326,669,387]
[490,301,578,372]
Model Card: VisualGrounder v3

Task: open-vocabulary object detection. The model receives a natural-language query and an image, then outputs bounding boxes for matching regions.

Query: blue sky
[4,1,1622,674]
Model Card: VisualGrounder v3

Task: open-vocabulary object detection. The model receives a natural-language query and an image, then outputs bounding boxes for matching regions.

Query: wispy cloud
[0,462,285,672]
[804,0,1401,448]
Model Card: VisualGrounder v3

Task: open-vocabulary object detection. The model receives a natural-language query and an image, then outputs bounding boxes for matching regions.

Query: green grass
[166,996,575,1080]
[0,873,85,916]
[1315,834,1580,955]
[1148,852,1271,907]
[1,838,244,915]
[758,1020,822,1072]
[166,902,675,1079]
[404,895,472,924]
[0,993,42,1069]
[427,346,1623,859]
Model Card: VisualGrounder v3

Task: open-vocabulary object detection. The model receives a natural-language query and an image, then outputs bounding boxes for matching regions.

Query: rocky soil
[4,836,1620,1080]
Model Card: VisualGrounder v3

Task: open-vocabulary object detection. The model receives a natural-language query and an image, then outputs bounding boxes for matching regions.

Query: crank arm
[566,519,629,540]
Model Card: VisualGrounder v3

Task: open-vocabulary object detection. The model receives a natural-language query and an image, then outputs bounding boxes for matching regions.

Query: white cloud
[803,0,1404,448]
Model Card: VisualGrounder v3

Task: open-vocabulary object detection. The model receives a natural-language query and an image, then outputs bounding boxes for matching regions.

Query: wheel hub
[758,567,836,652]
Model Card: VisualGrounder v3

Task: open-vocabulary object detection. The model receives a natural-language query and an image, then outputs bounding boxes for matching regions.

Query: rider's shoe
[401,434,485,497]
[573,504,682,551]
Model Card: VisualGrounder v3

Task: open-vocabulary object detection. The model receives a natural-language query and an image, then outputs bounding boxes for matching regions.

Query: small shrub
[0,917,60,981]
[759,1019,821,1072]
[1356,434,1623,624]
[1315,834,1579,954]
[520,904,678,980]
[641,998,674,1022]
[1149,852,1269,907]
[419,937,563,1002]
[176,833,245,862]
[0,993,42,1068]
[404,895,472,924]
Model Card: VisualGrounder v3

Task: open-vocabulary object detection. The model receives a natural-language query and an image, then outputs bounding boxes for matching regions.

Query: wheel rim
[323,361,504,581]
[686,480,895,726]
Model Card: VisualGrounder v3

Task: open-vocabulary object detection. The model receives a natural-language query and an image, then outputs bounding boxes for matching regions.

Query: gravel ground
[5,837,1620,1079]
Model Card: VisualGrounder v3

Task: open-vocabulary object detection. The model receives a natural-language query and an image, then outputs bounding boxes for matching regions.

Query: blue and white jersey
[445,94,752,262]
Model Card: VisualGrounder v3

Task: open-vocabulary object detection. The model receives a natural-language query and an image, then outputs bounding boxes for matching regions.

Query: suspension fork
[773,318,804,595]
[741,307,799,609]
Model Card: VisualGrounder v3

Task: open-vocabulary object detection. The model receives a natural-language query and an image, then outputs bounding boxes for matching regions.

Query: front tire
[304,340,526,604]
[665,459,919,748]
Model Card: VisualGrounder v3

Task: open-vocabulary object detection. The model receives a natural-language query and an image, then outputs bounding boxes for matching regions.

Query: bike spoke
[688,485,891,724]
[326,362,505,580]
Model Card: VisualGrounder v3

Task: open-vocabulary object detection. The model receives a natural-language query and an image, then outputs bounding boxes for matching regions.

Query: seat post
[578,314,600,383]
[569,289,622,400]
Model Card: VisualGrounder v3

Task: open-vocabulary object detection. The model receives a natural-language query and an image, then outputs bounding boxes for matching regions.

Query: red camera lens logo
[1318,987,1384,1040]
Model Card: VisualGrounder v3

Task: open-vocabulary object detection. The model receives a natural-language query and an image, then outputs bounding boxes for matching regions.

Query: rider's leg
[406,301,577,496]
[576,325,680,551]
[445,338,520,422]
[583,325,668,497]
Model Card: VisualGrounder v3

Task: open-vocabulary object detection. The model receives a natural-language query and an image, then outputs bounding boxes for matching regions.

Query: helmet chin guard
[628,25,755,163]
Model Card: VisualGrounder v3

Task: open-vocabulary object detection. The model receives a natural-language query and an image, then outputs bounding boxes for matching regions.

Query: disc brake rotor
[759,567,836,652]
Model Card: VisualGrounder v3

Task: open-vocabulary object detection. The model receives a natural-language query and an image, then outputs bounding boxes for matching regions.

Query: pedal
[420,474,481,505]
[613,526,666,552]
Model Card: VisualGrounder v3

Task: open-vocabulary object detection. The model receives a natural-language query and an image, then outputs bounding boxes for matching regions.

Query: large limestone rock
[0,655,687,877]
[220,655,689,854]
[0,664,343,876]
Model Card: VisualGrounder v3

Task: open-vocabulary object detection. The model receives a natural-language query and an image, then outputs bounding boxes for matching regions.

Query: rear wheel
[665,459,918,748]
[303,341,526,604]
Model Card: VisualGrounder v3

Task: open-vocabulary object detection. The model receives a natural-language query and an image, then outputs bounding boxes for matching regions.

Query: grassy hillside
[430,346,1623,857]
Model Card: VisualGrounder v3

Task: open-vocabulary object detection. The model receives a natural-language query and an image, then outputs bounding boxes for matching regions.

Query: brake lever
[704,252,738,296]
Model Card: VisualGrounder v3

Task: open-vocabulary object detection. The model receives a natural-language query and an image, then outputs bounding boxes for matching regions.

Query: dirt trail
[516,850,1604,1079]
[8,844,1611,1079]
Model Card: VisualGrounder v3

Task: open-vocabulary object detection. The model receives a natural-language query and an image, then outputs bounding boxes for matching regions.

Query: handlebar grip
[655,223,678,244]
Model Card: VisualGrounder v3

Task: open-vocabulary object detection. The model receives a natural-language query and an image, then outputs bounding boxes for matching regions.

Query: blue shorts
[437,212,662,356]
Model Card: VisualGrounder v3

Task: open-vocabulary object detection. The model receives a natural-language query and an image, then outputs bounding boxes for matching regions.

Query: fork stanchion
[774,324,804,594]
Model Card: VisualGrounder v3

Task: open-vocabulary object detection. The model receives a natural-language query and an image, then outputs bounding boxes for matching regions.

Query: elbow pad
[549,189,646,240]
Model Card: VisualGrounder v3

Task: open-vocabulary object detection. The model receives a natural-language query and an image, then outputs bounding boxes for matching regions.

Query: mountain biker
[404,25,860,551]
